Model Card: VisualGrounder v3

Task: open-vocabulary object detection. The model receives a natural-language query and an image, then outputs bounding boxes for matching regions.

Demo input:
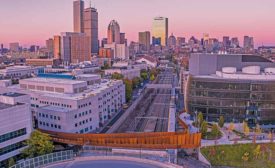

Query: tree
[200,121,208,136]
[124,79,133,102]
[253,145,261,159]
[228,122,235,132]
[211,124,221,138]
[150,74,155,81]
[8,158,15,167]
[243,121,250,135]
[23,130,54,158]
[111,73,124,80]
[218,116,225,128]
[197,112,204,127]
[140,71,148,80]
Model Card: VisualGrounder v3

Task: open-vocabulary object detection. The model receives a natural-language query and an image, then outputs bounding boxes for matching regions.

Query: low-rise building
[0,75,126,133]
[136,56,158,68]
[105,68,140,80]
[0,66,40,79]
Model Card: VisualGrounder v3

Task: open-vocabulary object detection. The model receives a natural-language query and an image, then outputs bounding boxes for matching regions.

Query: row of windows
[74,110,92,119]
[0,141,26,156]
[78,126,93,134]
[0,128,27,143]
[39,101,72,108]
[75,118,93,127]
[39,113,61,120]
[39,122,61,129]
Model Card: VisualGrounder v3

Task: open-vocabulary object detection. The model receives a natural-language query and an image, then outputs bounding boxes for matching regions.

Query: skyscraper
[84,7,99,54]
[231,37,239,48]
[9,42,20,52]
[223,36,231,49]
[60,32,91,64]
[168,33,176,48]
[152,17,168,46]
[120,33,126,44]
[244,36,254,50]
[46,38,54,57]
[73,0,84,33]
[107,20,121,44]
[176,37,185,47]
[139,31,151,51]
[54,35,61,59]
[0,44,3,54]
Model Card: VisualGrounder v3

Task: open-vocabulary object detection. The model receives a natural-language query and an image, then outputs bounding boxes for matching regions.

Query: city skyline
[1,0,275,47]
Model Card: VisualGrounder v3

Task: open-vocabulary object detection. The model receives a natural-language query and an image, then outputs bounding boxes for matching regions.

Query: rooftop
[1,92,26,97]
[21,77,85,85]
[0,102,13,110]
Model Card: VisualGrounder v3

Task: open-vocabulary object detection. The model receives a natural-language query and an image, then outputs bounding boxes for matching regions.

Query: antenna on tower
[89,0,92,8]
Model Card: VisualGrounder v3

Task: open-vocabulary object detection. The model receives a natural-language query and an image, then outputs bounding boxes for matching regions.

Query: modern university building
[185,53,275,128]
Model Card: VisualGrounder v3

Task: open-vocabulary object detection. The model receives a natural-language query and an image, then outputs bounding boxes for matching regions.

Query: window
[0,128,27,143]
[0,141,26,156]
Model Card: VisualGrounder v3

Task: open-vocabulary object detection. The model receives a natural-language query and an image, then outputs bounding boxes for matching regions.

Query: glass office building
[152,17,168,46]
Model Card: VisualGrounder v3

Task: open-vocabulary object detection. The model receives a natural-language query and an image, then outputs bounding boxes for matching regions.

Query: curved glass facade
[186,76,275,125]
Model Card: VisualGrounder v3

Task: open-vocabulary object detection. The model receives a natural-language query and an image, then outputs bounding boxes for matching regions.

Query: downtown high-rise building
[231,37,239,48]
[138,31,151,51]
[176,37,185,47]
[84,7,99,54]
[73,0,84,33]
[0,44,3,54]
[46,38,54,57]
[152,17,168,46]
[222,36,231,49]
[53,35,61,59]
[107,20,121,44]
[243,36,254,50]
[9,42,20,52]
[60,32,91,64]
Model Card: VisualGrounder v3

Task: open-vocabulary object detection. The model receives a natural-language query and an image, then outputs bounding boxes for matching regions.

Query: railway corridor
[115,68,175,133]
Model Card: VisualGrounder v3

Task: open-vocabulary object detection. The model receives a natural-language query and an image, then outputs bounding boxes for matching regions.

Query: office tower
[0,44,3,54]
[84,7,99,54]
[99,48,114,58]
[231,37,239,48]
[244,36,254,50]
[107,20,120,44]
[29,45,37,52]
[176,37,185,47]
[73,0,84,33]
[101,38,108,47]
[9,42,20,52]
[223,36,231,49]
[203,33,209,41]
[152,17,168,46]
[138,31,150,51]
[60,32,91,64]
[46,38,54,57]
[104,43,129,60]
[168,33,176,47]
[120,33,126,44]
[54,35,61,59]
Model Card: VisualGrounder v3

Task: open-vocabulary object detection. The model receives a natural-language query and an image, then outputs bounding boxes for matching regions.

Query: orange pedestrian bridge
[41,130,201,150]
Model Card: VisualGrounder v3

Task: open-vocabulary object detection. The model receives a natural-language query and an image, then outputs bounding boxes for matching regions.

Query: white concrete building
[136,56,158,68]
[104,43,129,60]
[0,92,32,166]
[0,75,126,134]
[105,68,140,80]
[0,66,39,79]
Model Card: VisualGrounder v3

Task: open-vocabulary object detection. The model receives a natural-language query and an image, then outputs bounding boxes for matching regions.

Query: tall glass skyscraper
[84,7,99,54]
[107,20,121,44]
[73,0,84,33]
[152,17,168,46]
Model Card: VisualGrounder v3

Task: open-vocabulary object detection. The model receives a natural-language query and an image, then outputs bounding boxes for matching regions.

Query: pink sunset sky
[0,0,275,48]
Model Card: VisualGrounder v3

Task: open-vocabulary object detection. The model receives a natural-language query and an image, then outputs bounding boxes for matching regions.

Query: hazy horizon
[1,0,275,47]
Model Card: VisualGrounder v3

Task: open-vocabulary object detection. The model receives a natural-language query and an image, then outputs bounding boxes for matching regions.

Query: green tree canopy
[150,74,155,81]
[124,79,133,102]
[200,121,208,136]
[211,124,222,138]
[23,130,54,158]
[198,112,204,127]
[132,77,141,89]
[8,158,15,167]
[218,116,225,128]
[111,72,124,80]
[140,72,148,80]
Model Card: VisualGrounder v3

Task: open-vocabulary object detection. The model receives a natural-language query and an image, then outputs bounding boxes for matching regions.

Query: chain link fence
[10,150,74,168]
